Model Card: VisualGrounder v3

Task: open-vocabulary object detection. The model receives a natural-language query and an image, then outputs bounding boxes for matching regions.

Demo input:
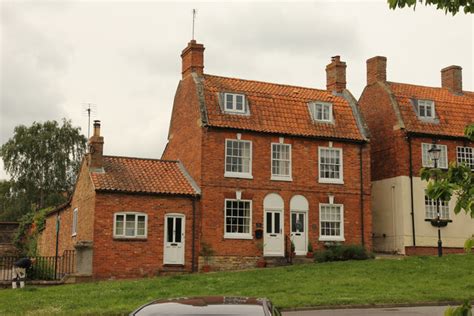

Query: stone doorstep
[159,265,189,276]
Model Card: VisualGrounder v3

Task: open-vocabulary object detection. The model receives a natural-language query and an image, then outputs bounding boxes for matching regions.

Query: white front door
[163,214,185,265]
[291,211,307,255]
[264,210,284,256]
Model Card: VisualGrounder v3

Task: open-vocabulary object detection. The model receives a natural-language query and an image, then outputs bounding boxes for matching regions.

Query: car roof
[131,296,271,316]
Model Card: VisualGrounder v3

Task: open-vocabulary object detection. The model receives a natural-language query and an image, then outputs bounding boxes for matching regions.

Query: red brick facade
[163,41,372,270]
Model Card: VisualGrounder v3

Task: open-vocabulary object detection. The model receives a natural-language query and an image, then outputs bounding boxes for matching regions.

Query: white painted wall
[372,176,474,254]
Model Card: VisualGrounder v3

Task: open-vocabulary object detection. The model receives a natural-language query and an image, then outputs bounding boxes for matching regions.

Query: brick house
[38,121,201,278]
[358,56,474,255]
[162,40,372,271]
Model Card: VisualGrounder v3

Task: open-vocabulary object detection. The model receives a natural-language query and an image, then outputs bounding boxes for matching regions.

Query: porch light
[428,144,441,167]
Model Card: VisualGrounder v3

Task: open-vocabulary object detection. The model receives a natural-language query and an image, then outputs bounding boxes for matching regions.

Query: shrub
[314,244,373,263]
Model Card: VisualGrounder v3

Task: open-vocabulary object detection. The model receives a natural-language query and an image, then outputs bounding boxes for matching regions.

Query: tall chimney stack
[88,120,104,170]
[326,56,347,93]
[366,56,387,85]
[441,65,462,94]
[181,40,205,78]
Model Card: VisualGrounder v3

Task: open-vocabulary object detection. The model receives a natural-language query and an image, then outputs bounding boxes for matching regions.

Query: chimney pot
[326,56,347,93]
[181,40,205,78]
[93,120,101,137]
[441,65,462,94]
[366,56,387,85]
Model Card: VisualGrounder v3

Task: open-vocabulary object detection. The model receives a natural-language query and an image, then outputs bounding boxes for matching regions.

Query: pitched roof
[388,82,474,138]
[199,74,366,141]
[90,156,200,196]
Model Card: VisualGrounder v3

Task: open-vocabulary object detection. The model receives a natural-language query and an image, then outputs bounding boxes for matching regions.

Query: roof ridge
[204,73,331,94]
[103,155,180,163]
[389,81,474,94]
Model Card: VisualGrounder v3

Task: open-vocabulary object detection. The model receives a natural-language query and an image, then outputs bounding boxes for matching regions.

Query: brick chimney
[366,56,387,85]
[88,120,104,170]
[441,65,462,94]
[181,40,205,78]
[326,56,346,93]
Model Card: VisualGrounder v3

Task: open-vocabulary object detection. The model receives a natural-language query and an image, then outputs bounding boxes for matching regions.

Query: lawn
[1,254,473,315]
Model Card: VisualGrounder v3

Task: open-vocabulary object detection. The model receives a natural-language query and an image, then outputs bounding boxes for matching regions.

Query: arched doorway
[263,193,284,256]
[290,195,309,256]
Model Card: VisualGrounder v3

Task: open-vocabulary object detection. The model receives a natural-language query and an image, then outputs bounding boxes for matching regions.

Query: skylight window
[417,100,435,119]
[224,93,246,114]
[309,102,333,123]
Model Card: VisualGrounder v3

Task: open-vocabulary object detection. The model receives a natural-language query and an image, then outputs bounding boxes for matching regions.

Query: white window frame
[271,143,292,181]
[224,199,253,240]
[308,101,333,123]
[224,93,246,114]
[421,143,448,169]
[319,203,345,241]
[417,100,435,119]
[72,208,78,236]
[318,147,344,184]
[456,146,474,170]
[224,139,253,179]
[113,212,148,239]
[424,195,449,220]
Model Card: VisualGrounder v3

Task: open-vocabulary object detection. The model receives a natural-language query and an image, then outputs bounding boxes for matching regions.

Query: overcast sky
[1,0,473,180]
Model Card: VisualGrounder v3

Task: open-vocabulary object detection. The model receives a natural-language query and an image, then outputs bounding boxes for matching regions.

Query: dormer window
[225,93,246,114]
[309,102,333,123]
[416,100,435,119]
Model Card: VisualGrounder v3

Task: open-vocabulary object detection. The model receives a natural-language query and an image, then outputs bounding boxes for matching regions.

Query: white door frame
[290,210,308,256]
[163,213,186,265]
[263,193,285,257]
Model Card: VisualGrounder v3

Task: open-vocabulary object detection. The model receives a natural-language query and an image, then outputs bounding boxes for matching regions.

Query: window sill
[319,179,344,185]
[224,234,253,240]
[71,233,77,237]
[113,237,148,241]
[224,172,253,179]
[271,176,293,182]
[319,236,345,242]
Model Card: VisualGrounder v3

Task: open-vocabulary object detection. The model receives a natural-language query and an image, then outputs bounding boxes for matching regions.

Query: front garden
[1,254,473,315]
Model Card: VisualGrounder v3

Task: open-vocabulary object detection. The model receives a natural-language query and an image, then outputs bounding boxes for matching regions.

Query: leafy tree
[0,119,86,219]
[0,180,30,221]
[388,0,474,15]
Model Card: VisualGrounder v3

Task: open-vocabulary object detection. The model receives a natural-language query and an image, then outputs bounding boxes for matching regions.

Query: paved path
[283,305,468,316]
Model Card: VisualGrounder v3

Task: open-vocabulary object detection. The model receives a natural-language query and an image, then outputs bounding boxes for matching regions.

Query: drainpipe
[407,135,416,247]
[54,211,61,280]
[191,197,197,273]
[359,144,365,247]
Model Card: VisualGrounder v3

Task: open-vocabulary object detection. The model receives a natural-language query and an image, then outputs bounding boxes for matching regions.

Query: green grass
[1,255,473,315]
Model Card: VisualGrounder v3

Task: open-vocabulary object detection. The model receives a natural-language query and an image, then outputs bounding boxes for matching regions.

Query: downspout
[407,135,416,247]
[191,197,197,273]
[359,144,365,247]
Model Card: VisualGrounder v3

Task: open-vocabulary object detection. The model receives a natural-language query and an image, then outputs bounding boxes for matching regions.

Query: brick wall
[405,246,466,256]
[162,75,203,185]
[92,193,196,279]
[38,160,96,257]
[197,128,372,264]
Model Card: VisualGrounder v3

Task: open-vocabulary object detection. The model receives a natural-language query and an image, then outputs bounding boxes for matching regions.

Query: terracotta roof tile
[90,156,199,196]
[202,74,365,141]
[388,82,474,137]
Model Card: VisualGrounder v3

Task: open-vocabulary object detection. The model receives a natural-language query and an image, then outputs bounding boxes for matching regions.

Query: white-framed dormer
[318,145,344,184]
[271,138,292,181]
[308,101,333,123]
[416,99,436,120]
[224,135,253,179]
[224,92,247,114]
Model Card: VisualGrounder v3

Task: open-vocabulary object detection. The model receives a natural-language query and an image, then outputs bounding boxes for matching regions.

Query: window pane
[115,215,124,236]
[137,216,146,236]
[319,148,342,180]
[320,205,342,237]
[266,212,272,234]
[274,212,280,234]
[225,200,251,235]
[125,215,135,236]
[167,217,174,242]
[175,218,182,243]
[291,213,296,232]
[226,94,233,110]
